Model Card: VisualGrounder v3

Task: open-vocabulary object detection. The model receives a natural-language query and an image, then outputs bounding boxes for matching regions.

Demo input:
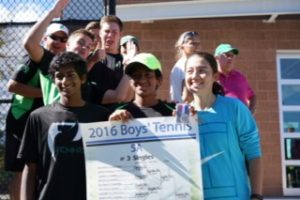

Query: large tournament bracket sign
[80,116,203,200]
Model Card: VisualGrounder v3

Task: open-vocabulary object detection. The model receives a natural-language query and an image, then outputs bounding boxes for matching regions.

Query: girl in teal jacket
[185,52,263,200]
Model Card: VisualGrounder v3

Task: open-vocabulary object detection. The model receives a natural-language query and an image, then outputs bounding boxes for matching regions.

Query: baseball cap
[214,43,239,56]
[125,53,162,75]
[120,35,139,46]
[45,23,69,36]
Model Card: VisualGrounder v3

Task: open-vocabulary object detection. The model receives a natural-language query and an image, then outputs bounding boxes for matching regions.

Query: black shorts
[4,131,24,171]
[4,111,28,172]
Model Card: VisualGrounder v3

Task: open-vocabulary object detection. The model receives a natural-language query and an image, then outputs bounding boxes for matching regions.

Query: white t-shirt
[169,57,187,102]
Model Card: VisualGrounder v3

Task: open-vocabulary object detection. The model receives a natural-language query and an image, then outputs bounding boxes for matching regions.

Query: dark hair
[188,52,225,96]
[100,15,123,31]
[49,52,87,79]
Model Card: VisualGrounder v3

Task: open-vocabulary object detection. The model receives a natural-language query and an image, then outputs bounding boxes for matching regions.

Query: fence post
[109,0,116,15]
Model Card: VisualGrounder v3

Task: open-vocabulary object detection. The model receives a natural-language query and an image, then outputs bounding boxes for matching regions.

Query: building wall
[121,16,300,196]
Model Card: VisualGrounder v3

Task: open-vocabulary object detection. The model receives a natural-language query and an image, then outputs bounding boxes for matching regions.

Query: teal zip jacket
[198,95,262,200]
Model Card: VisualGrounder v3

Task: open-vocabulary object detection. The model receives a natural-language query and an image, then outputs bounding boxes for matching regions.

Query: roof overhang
[116,0,300,22]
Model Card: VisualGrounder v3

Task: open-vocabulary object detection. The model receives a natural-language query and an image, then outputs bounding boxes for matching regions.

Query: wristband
[251,193,264,200]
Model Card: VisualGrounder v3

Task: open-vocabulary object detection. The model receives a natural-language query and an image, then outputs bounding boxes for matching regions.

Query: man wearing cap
[22,0,72,105]
[109,53,175,121]
[5,58,44,200]
[120,35,139,65]
[215,43,256,113]
[23,0,120,107]
[4,3,70,199]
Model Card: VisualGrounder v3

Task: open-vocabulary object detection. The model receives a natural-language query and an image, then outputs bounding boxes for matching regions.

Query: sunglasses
[49,35,68,43]
[183,31,199,42]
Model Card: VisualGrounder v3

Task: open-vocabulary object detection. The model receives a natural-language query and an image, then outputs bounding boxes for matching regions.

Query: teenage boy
[88,15,133,106]
[109,53,175,121]
[23,0,131,106]
[5,20,69,200]
[18,52,110,200]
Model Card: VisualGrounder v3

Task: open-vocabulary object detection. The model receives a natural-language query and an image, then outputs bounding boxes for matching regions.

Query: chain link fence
[0,0,108,197]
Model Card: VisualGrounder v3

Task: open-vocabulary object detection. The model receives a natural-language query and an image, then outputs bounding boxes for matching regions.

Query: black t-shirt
[117,100,176,118]
[6,56,43,137]
[18,102,110,200]
[87,53,123,91]
[86,53,124,109]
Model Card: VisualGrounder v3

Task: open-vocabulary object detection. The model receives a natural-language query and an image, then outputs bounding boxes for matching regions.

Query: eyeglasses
[49,35,68,43]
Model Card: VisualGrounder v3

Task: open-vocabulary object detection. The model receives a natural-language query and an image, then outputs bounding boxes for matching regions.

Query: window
[277,51,300,196]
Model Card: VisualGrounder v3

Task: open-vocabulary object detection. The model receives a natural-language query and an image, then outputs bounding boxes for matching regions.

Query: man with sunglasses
[23,0,132,109]
[4,6,70,200]
[43,23,69,55]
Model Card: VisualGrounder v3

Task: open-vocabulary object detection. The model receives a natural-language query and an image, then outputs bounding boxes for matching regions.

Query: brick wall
[121,16,300,196]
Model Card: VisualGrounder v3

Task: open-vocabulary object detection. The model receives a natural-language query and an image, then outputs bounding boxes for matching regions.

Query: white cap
[45,23,69,36]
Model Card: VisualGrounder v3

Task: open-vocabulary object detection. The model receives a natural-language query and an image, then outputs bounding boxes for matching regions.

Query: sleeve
[17,113,39,163]
[82,82,105,104]
[11,56,39,83]
[38,49,55,75]
[235,100,262,160]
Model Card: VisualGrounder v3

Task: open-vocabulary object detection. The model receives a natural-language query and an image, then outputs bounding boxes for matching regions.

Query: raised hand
[52,0,70,18]
[123,40,138,66]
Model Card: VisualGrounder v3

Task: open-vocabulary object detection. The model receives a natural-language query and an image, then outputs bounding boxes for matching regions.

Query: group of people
[169,31,256,114]
[4,0,263,199]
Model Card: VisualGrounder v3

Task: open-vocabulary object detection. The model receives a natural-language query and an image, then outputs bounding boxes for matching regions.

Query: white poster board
[81,116,203,200]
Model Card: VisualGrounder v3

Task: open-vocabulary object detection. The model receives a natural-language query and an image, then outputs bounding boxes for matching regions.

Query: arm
[101,74,133,104]
[7,79,42,98]
[122,41,138,65]
[249,157,264,199]
[20,163,37,200]
[22,0,69,63]
[87,48,106,71]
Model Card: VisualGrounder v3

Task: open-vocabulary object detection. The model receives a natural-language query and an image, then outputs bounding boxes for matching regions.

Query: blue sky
[0,0,53,22]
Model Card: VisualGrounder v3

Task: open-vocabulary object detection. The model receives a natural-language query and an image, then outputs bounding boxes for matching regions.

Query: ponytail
[212,82,225,96]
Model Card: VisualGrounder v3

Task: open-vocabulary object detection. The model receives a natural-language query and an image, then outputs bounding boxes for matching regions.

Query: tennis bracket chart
[81,116,203,200]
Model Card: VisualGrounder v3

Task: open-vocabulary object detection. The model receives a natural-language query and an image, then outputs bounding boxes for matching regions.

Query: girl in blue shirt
[184,52,263,200]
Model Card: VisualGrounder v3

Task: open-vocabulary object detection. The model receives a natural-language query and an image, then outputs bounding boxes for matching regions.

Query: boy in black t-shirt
[5,56,44,200]
[18,52,110,200]
[109,53,175,121]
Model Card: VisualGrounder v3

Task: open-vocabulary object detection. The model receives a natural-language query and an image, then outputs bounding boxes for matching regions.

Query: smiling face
[130,65,162,98]
[44,31,68,55]
[185,54,218,96]
[54,65,86,102]
[66,34,93,60]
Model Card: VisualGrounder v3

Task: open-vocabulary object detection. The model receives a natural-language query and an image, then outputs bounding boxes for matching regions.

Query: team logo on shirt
[47,121,82,160]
